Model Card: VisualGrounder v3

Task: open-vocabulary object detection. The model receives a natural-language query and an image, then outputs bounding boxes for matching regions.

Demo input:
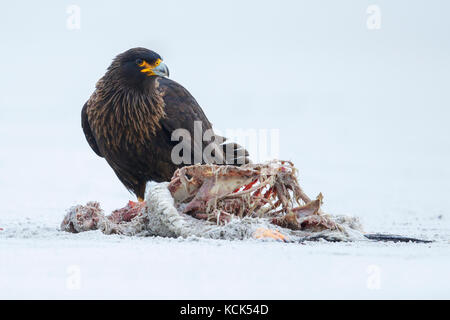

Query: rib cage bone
[168,160,341,231]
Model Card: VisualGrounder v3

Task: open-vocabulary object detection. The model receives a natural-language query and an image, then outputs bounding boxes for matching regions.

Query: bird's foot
[253,228,288,242]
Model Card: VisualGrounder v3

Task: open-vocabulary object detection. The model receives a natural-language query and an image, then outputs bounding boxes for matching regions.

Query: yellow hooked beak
[138,58,170,77]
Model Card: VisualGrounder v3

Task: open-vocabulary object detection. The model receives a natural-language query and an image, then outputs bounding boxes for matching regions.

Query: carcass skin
[61,201,147,235]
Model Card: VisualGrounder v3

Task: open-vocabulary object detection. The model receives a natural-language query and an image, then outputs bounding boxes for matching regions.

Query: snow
[1,219,449,299]
[1,178,449,299]
[1,1,450,299]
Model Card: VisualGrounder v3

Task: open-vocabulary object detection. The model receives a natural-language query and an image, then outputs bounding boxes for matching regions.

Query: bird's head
[106,47,170,89]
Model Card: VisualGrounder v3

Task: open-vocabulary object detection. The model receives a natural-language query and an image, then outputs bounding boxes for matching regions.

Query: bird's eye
[136,59,144,66]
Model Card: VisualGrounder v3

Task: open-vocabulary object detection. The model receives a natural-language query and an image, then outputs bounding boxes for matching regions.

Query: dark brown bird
[82,47,248,201]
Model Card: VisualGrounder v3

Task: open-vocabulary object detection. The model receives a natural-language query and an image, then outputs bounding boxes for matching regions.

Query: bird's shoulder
[155,77,213,133]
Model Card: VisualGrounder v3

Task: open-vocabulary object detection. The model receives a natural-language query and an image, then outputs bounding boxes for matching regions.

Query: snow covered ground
[1,1,450,299]
[1,208,449,299]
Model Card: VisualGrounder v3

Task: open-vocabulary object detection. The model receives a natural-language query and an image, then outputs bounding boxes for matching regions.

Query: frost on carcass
[61,160,365,242]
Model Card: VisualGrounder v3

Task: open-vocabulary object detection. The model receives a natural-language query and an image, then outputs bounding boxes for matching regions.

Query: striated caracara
[82,47,248,201]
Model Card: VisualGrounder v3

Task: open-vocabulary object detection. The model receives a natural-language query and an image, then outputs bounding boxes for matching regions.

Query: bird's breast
[88,87,166,156]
